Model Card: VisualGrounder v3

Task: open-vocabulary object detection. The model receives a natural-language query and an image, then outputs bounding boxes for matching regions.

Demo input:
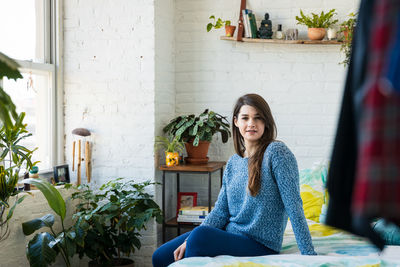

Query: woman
[153,94,316,267]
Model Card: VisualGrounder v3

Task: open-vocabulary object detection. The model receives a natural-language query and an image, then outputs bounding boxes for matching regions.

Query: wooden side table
[159,161,226,243]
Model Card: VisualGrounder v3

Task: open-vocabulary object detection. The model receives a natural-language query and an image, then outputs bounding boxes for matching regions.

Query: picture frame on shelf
[53,164,70,183]
[177,192,197,216]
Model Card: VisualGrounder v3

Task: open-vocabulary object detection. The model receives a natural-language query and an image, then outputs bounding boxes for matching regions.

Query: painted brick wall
[63,0,158,266]
[154,0,176,249]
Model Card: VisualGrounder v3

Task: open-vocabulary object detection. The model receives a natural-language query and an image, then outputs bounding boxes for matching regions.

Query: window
[0,0,62,171]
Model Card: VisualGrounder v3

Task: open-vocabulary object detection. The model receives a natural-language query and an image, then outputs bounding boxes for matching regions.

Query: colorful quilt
[170,227,400,266]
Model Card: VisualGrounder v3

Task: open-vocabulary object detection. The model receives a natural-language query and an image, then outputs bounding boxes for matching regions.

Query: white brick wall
[63,0,157,266]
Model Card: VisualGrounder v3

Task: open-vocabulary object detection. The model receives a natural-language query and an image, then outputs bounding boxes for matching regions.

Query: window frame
[1,0,63,169]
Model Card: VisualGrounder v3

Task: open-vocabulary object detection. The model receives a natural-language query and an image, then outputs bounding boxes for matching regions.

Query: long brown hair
[232,94,277,196]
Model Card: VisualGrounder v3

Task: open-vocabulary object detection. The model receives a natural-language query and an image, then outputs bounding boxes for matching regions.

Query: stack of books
[177,206,213,223]
[242,9,258,38]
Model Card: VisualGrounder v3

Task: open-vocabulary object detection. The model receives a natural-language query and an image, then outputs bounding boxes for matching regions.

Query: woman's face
[234,105,265,145]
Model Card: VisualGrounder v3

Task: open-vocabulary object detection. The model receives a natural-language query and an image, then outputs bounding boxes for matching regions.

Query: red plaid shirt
[352,0,400,225]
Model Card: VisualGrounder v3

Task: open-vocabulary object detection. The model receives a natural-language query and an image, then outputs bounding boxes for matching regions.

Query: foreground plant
[72,178,163,266]
[22,179,81,267]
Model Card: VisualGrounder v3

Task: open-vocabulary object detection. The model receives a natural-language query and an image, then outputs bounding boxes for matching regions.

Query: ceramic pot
[225,25,236,37]
[327,28,337,40]
[307,28,326,40]
[184,140,210,164]
[165,152,179,167]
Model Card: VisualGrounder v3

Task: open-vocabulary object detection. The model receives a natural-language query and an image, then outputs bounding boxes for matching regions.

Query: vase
[307,28,326,40]
[165,152,179,167]
[327,28,337,40]
[225,25,236,37]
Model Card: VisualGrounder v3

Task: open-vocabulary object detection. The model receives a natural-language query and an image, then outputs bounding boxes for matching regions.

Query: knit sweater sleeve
[200,160,231,229]
[270,142,317,255]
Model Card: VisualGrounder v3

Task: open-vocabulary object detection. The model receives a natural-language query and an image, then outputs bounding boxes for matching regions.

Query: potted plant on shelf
[163,109,231,164]
[338,12,357,66]
[155,135,185,167]
[71,178,163,267]
[295,9,338,40]
[207,15,236,37]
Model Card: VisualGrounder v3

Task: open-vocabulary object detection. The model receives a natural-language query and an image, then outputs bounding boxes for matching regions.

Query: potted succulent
[154,135,185,167]
[295,9,338,40]
[338,12,357,66]
[71,178,163,267]
[207,15,236,37]
[163,109,231,164]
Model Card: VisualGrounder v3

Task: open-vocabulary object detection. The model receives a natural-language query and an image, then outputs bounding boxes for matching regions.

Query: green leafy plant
[21,179,80,267]
[71,178,163,266]
[338,12,357,66]
[0,112,38,242]
[163,109,231,147]
[207,15,231,32]
[295,9,338,28]
[154,135,185,153]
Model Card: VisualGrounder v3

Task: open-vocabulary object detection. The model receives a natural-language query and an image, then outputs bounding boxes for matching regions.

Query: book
[242,9,252,38]
[177,215,206,223]
[248,13,258,38]
[178,206,213,216]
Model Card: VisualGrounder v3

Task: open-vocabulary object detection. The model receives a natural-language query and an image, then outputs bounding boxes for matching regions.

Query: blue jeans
[152,226,278,267]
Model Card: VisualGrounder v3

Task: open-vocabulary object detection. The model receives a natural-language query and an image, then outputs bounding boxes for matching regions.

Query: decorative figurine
[285,28,299,40]
[259,13,273,39]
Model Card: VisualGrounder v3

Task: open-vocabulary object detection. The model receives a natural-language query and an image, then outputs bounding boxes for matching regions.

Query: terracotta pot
[165,152,179,167]
[307,28,326,40]
[225,25,236,37]
[89,258,134,267]
[184,140,210,164]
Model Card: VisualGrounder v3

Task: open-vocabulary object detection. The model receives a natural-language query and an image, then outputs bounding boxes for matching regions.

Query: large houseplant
[295,9,338,40]
[163,109,231,164]
[0,52,35,242]
[71,178,163,266]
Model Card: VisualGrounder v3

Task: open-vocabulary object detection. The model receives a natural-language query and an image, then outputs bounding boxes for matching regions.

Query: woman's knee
[186,226,215,256]
[152,245,171,267]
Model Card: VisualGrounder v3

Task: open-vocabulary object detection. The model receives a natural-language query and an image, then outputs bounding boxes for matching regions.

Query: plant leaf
[26,232,57,267]
[22,178,66,221]
[22,214,55,235]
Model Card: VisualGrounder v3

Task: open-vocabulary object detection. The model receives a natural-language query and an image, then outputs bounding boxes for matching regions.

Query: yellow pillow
[300,184,324,222]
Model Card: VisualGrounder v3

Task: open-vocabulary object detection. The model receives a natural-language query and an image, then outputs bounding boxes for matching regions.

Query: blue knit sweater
[201,141,316,255]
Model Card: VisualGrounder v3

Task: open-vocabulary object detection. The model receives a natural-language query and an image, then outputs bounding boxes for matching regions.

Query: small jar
[29,166,39,178]
[276,24,284,39]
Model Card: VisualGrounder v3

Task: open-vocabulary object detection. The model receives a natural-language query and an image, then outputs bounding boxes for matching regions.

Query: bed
[169,163,400,267]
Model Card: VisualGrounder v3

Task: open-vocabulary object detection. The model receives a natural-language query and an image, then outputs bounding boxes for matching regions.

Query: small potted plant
[71,178,163,267]
[338,12,357,66]
[163,109,231,164]
[295,9,338,40]
[154,135,185,166]
[207,15,236,37]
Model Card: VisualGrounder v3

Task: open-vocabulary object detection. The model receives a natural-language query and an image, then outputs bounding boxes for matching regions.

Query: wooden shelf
[159,161,226,172]
[165,217,200,228]
[220,36,342,45]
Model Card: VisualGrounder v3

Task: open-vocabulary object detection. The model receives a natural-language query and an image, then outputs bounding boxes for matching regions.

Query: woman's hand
[174,241,187,261]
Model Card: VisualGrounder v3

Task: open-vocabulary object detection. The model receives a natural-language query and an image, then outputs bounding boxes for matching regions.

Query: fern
[296,9,338,28]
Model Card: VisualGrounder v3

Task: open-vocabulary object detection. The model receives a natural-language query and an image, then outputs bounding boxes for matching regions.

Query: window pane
[0,0,45,62]
[3,71,52,171]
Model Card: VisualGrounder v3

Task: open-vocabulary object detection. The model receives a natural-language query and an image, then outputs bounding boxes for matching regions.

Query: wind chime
[72,128,92,185]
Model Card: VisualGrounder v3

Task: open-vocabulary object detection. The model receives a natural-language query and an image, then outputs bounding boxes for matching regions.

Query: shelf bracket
[236,0,246,41]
